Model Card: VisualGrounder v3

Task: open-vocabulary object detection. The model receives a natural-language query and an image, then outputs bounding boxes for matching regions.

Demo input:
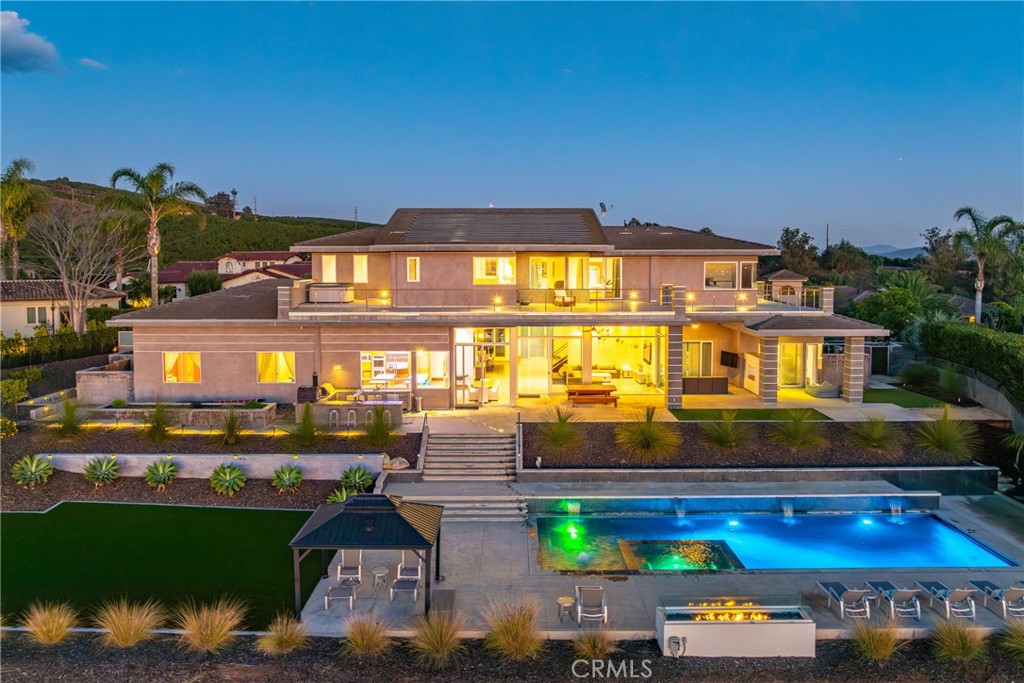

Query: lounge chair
[916,581,976,620]
[866,581,921,621]
[318,382,344,401]
[336,549,362,583]
[969,580,1024,620]
[817,581,871,619]
[554,289,576,307]
[390,550,423,602]
[324,583,356,611]
[575,585,608,625]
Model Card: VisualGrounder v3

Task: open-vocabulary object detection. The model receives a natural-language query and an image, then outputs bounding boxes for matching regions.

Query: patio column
[581,327,593,384]
[666,325,683,409]
[424,547,433,615]
[842,337,866,403]
[821,287,834,314]
[758,336,779,405]
[292,548,302,616]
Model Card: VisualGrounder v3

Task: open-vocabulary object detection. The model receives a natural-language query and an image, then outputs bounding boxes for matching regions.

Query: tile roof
[763,269,808,281]
[220,251,301,261]
[602,225,776,252]
[1,279,121,302]
[113,279,281,322]
[746,314,888,333]
[261,262,313,278]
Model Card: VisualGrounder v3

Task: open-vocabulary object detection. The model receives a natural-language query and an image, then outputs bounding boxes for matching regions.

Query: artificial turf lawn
[670,408,831,421]
[863,387,945,408]
[0,502,321,627]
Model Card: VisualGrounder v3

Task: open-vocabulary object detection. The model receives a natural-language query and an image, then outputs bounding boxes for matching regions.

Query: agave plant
[271,464,303,494]
[11,454,55,489]
[144,458,178,491]
[341,465,373,494]
[83,455,120,489]
[209,462,247,496]
[326,487,350,504]
[914,405,980,461]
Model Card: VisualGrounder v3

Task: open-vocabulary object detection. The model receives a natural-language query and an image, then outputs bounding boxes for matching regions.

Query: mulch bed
[0,427,419,512]
[523,422,973,469]
[1,634,1017,683]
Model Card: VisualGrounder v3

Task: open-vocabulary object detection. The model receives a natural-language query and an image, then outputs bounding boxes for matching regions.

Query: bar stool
[328,409,340,428]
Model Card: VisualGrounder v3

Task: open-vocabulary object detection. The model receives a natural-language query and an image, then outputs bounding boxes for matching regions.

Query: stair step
[422,475,515,481]
[442,516,525,523]
[425,457,515,464]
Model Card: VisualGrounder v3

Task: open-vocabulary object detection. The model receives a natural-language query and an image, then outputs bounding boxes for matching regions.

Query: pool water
[536,513,1013,572]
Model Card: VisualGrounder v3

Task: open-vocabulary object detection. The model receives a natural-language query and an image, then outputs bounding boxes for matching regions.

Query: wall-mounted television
[720,351,739,369]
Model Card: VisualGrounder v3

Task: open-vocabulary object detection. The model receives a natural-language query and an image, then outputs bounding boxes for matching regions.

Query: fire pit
[656,595,815,657]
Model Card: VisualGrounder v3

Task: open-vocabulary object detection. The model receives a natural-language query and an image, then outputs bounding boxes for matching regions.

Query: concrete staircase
[416,432,525,522]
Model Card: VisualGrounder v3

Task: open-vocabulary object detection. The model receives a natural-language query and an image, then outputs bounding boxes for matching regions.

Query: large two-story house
[106,208,887,409]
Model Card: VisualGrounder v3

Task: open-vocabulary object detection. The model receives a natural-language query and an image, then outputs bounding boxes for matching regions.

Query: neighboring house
[104,208,888,407]
[216,251,303,274]
[1,279,123,337]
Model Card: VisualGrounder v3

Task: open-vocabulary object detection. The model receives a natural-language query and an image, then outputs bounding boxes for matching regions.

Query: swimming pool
[535,513,1014,572]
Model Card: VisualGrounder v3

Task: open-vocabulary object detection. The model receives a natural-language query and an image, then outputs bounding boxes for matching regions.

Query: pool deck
[300,492,1024,640]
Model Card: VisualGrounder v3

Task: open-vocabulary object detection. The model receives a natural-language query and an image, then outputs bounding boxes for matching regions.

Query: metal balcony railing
[684,284,823,313]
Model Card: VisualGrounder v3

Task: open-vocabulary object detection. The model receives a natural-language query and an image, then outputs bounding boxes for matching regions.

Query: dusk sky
[2,2,1021,247]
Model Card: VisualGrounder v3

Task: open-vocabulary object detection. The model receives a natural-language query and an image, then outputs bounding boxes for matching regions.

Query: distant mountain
[862,244,925,259]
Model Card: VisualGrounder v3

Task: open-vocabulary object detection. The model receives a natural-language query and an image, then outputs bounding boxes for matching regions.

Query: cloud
[78,57,107,70]
[1,11,59,73]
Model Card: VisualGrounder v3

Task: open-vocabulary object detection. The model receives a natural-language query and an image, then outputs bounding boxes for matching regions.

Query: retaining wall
[45,453,383,480]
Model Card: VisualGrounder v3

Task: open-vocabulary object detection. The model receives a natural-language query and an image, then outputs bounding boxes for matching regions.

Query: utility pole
[253,196,258,222]
[354,206,358,230]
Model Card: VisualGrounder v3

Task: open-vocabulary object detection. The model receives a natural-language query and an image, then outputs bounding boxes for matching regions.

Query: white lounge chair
[916,581,976,620]
[969,580,1024,620]
[390,550,423,602]
[324,583,356,611]
[575,585,608,625]
[866,581,921,621]
[336,548,362,583]
[817,581,871,619]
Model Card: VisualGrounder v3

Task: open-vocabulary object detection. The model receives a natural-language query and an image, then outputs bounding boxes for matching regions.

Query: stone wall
[46,452,383,480]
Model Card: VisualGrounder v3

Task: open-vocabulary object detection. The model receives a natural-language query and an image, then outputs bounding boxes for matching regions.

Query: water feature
[566,500,581,516]
[781,501,795,526]
[889,500,905,525]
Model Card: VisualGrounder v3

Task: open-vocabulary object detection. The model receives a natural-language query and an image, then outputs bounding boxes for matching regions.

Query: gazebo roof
[289,494,443,550]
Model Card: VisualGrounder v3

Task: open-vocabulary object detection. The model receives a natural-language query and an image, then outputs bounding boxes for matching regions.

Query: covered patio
[289,495,444,617]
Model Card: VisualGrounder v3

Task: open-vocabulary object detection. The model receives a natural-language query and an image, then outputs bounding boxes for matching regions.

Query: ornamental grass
[22,601,78,645]
[93,597,166,648]
[255,612,308,655]
[173,597,246,653]
[482,598,544,661]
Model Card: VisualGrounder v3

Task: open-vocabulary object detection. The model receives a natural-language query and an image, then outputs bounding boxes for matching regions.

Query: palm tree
[109,163,207,306]
[882,271,950,312]
[953,207,1021,324]
[1,157,38,280]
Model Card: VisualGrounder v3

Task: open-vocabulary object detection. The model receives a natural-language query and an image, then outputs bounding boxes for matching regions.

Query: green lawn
[863,387,945,409]
[670,408,831,421]
[0,503,321,627]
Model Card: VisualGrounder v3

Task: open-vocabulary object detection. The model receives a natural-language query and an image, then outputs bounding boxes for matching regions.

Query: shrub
[255,612,308,655]
[243,400,263,410]
[360,406,399,448]
[216,408,243,446]
[0,415,17,438]
[932,618,987,662]
[83,455,120,488]
[185,269,223,297]
[144,401,177,442]
[899,362,938,390]
[173,597,246,653]
[847,416,900,452]
[409,613,464,669]
[285,404,324,449]
[341,465,373,494]
[271,463,303,494]
[614,407,681,464]
[341,614,392,659]
[93,598,166,648]
[22,601,78,645]
[51,397,87,438]
[538,407,580,452]
[483,598,544,661]
[914,405,981,461]
[1,377,28,406]
[850,618,903,660]
[7,366,43,383]
[920,321,1024,408]
[999,621,1024,661]
[326,487,349,504]
[770,409,826,449]
[12,454,54,488]
[110,398,128,409]
[572,628,618,660]
[700,410,753,449]
[144,458,178,491]
[210,462,247,496]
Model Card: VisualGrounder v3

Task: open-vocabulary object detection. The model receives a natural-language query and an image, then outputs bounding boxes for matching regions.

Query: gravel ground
[1,634,1016,683]
[1,427,420,512]
[523,422,972,469]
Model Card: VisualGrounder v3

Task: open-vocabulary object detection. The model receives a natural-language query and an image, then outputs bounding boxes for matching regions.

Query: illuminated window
[473,257,515,285]
[704,262,737,289]
[257,352,296,383]
[353,254,368,283]
[407,257,420,283]
[415,350,449,388]
[163,352,201,383]
[683,341,713,377]
[359,351,411,389]
[320,254,337,283]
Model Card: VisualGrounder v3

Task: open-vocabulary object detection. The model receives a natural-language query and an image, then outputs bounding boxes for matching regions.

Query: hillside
[24,177,366,264]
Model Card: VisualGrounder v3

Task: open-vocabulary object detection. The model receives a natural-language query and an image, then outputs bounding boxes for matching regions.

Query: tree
[820,239,874,288]
[777,227,819,277]
[850,288,924,339]
[124,272,176,308]
[953,207,1021,324]
[883,271,950,312]
[109,163,207,307]
[1,157,38,280]
[185,269,223,297]
[920,227,969,293]
[26,203,141,334]
[205,191,235,218]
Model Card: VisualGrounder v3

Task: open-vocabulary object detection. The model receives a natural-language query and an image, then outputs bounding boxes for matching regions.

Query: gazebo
[288,494,445,615]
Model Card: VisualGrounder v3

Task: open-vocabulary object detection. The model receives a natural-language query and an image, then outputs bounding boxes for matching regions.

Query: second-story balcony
[685,283,828,314]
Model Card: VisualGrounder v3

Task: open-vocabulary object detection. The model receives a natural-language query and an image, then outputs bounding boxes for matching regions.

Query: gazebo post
[320,549,329,578]
[435,527,442,580]
[424,547,433,615]
[292,547,302,617]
